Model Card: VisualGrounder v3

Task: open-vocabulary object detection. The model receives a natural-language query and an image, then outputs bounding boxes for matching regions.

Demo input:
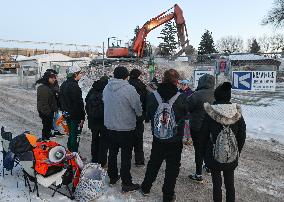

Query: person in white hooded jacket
[103,66,142,193]
[203,82,246,202]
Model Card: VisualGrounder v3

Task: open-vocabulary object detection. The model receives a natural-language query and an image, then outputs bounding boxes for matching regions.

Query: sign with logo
[194,70,215,89]
[232,71,276,91]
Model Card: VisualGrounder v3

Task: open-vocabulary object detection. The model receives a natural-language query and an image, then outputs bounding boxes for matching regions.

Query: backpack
[153,91,180,140]
[86,92,104,120]
[211,125,239,163]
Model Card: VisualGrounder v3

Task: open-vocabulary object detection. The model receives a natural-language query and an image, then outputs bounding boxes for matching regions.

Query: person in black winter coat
[59,66,85,152]
[187,74,215,181]
[203,82,246,202]
[129,69,148,166]
[36,71,58,140]
[45,69,63,136]
[85,76,109,167]
[141,69,188,202]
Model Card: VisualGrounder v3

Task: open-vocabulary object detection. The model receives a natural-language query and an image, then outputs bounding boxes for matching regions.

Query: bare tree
[258,35,273,52]
[270,33,284,52]
[262,0,284,28]
[216,36,244,54]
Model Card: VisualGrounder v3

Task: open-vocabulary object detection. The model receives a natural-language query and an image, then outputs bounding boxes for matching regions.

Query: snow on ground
[232,86,284,144]
[0,74,284,202]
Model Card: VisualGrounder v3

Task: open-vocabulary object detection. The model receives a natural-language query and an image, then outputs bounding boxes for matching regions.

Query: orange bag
[33,141,64,176]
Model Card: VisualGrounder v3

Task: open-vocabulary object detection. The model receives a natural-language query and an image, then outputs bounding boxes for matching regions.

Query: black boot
[122,183,140,193]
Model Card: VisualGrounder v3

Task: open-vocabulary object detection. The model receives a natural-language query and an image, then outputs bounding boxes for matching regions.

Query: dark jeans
[133,122,145,164]
[141,139,183,202]
[191,129,206,175]
[211,169,235,202]
[39,111,53,140]
[107,130,135,185]
[91,125,108,166]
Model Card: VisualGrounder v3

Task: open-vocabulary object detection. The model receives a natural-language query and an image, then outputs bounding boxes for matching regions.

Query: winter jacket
[50,80,60,109]
[37,83,58,116]
[129,78,148,119]
[203,101,246,171]
[187,74,215,131]
[179,87,193,97]
[146,82,188,143]
[59,77,85,121]
[85,80,107,129]
[103,78,142,131]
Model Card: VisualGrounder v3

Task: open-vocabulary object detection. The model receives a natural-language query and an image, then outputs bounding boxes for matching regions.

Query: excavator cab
[106,37,130,58]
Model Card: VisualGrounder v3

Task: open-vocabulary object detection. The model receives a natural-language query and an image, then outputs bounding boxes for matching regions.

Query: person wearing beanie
[141,69,188,202]
[203,82,246,202]
[59,66,85,152]
[129,69,148,166]
[103,66,142,193]
[36,71,58,140]
[179,79,194,145]
[45,69,62,136]
[187,74,215,182]
[45,69,60,95]
[85,76,109,167]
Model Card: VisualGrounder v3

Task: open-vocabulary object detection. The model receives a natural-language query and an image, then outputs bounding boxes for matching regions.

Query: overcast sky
[0,0,281,51]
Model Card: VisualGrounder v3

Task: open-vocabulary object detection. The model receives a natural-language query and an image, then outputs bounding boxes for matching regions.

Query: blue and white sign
[232,71,276,92]
[232,71,252,90]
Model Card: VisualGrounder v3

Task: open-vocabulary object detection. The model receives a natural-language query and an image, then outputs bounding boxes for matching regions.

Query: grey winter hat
[113,66,129,79]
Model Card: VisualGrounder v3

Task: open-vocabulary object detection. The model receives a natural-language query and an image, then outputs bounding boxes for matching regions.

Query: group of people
[36,65,246,202]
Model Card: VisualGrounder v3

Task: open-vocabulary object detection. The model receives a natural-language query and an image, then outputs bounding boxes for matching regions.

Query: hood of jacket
[204,102,242,125]
[92,80,108,92]
[107,78,129,92]
[157,82,178,101]
[197,74,215,90]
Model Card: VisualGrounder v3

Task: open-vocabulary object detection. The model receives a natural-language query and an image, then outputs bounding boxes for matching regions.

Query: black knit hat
[113,66,129,79]
[100,75,109,82]
[45,69,58,75]
[129,69,142,79]
[214,82,232,102]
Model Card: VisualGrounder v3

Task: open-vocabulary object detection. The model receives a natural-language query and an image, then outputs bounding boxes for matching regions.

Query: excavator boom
[106,4,189,58]
[133,4,189,57]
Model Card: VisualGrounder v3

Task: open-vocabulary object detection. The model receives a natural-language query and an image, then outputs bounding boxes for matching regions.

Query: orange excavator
[106,4,190,58]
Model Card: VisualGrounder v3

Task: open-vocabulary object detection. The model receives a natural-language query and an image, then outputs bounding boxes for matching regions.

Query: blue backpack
[153,91,180,140]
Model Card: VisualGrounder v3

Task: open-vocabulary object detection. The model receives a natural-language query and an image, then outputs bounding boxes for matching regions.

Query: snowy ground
[0,75,284,202]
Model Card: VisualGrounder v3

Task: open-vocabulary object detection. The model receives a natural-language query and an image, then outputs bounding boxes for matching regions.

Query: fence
[17,60,90,89]
[14,51,284,142]
[87,52,284,142]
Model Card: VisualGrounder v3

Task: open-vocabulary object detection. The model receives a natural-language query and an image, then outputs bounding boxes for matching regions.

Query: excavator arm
[133,4,189,57]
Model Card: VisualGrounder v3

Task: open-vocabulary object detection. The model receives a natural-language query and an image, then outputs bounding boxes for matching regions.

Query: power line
[0,38,102,49]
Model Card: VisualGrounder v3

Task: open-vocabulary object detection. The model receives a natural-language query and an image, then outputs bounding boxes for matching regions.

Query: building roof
[228,54,281,66]
[228,54,267,61]
[17,53,73,63]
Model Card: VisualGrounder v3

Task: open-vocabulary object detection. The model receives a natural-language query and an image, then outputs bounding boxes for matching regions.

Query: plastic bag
[74,163,107,202]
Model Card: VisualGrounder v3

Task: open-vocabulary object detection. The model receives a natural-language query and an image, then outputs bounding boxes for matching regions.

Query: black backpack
[85,92,104,120]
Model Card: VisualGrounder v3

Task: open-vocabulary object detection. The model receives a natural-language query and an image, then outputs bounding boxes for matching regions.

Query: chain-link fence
[17,60,90,89]
[86,52,284,142]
